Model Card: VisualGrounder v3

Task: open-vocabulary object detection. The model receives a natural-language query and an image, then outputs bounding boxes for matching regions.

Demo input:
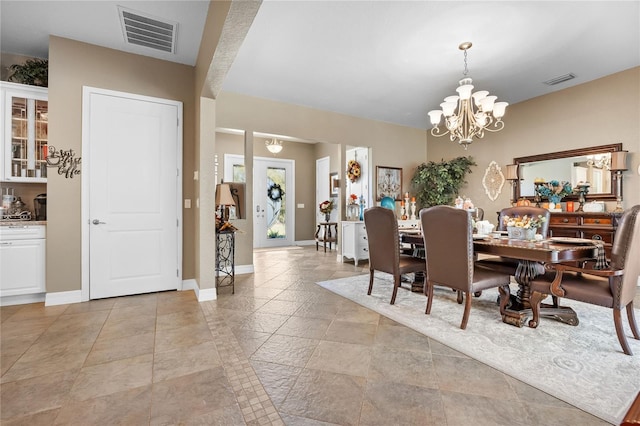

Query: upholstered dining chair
[476,206,551,276]
[363,206,426,305]
[528,205,640,355]
[420,206,512,329]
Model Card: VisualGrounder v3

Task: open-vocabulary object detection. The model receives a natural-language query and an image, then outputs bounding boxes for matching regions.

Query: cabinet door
[2,83,48,182]
[0,239,45,297]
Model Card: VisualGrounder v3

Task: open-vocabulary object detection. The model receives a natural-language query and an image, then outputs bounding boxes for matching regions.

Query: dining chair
[528,205,640,355]
[363,206,426,305]
[475,206,551,276]
[420,205,511,329]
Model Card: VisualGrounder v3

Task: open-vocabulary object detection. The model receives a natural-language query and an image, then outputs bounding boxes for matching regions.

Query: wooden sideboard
[548,211,623,259]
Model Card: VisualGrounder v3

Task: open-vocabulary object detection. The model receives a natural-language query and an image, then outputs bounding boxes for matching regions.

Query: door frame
[80,86,183,302]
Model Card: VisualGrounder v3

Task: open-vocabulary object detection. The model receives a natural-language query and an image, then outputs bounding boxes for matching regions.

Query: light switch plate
[184,199,191,209]
[193,171,199,180]
[297,203,304,208]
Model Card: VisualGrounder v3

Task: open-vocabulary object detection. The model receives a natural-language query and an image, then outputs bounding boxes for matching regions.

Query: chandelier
[265,138,283,154]
[428,42,508,149]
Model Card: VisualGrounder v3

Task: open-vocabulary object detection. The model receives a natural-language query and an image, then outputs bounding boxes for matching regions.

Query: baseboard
[295,240,316,246]
[1,293,45,306]
[236,264,254,275]
[45,290,82,306]
[182,278,217,302]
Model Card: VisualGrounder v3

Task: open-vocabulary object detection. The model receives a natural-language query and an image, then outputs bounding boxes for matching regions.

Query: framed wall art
[376,166,402,200]
[330,172,339,198]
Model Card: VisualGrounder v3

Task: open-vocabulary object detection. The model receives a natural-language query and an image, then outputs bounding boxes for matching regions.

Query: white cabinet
[341,221,369,265]
[0,225,46,299]
[1,82,48,182]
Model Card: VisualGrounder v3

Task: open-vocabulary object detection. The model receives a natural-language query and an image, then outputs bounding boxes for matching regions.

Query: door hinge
[177,219,179,227]
[177,269,179,277]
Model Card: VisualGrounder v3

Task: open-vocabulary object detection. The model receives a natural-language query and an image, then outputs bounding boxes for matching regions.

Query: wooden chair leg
[614,308,633,355]
[425,281,434,315]
[460,291,471,329]
[498,285,510,316]
[456,290,463,304]
[367,270,374,295]
[528,291,545,328]
[390,275,400,305]
[627,302,640,340]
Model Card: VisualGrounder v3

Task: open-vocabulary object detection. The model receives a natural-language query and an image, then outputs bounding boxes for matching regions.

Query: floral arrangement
[536,180,573,203]
[348,194,358,205]
[319,199,334,214]
[346,160,361,182]
[503,214,547,229]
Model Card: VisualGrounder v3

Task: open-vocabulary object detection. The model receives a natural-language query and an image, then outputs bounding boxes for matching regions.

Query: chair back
[363,206,400,275]
[420,206,472,292]
[611,205,640,306]
[497,206,551,237]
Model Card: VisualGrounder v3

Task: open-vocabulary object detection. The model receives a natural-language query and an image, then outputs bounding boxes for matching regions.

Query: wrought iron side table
[215,230,235,294]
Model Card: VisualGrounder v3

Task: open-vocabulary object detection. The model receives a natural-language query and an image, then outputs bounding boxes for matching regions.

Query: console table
[547,211,622,259]
[341,221,368,265]
[215,230,235,293]
[315,222,338,252]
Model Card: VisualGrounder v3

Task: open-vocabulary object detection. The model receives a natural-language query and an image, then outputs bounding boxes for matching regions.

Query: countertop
[0,221,47,226]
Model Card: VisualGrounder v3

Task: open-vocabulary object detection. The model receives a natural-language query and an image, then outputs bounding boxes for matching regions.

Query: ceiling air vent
[543,73,576,86]
[118,7,177,54]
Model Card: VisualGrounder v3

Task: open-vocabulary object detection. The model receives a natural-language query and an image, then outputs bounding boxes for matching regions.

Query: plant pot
[507,226,536,240]
[324,213,331,222]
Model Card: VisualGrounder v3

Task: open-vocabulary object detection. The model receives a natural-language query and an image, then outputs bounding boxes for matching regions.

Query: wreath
[347,160,361,182]
[267,183,284,202]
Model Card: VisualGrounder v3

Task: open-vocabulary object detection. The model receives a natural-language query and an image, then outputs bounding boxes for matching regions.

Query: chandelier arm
[483,120,505,133]
[430,126,449,138]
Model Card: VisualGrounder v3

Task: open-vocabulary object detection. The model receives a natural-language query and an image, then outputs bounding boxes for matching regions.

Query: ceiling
[2,1,639,130]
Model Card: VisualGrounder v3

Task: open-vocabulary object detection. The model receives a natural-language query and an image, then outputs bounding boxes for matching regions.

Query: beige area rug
[317,274,640,425]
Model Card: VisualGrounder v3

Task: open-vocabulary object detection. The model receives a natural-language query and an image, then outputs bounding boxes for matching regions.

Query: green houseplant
[8,58,49,87]
[411,156,476,207]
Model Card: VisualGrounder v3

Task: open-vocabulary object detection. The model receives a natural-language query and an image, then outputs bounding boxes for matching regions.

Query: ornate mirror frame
[514,143,623,201]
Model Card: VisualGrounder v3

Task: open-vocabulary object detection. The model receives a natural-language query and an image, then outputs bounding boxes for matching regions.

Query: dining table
[400,232,600,327]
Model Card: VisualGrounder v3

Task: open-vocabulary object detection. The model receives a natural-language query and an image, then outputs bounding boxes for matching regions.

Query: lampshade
[215,183,235,206]
[505,164,518,180]
[610,150,628,171]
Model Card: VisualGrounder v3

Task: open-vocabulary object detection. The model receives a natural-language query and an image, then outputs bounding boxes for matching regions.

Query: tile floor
[0,246,619,425]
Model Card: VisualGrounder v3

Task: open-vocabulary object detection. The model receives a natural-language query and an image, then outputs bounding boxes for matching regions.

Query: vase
[549,195,562,204]
[324,213,331,223]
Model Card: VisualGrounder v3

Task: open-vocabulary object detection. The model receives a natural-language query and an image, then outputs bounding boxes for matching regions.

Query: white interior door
[84,88,181,299]
[253,157,294,248]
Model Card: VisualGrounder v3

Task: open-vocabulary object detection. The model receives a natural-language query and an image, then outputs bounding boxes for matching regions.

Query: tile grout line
[200,302,285,426]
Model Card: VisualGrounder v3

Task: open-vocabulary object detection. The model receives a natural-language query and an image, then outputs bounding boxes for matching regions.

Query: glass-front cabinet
[1,82,48,182]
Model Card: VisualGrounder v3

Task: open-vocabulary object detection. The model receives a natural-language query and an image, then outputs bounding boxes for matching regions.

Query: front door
[83,88,182,299]
[253,157,294,248]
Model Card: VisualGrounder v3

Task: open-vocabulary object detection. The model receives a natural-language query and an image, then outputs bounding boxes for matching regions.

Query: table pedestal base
[502,300,579,328]
[411,271,425,293]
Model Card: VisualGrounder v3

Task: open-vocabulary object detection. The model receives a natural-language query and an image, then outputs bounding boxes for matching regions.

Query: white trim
[81,86,183,301]
[295,240,316,246]
[235,264,254,275]
[45,290,82,306]
[182,279,217,302]
[1,293,45,306]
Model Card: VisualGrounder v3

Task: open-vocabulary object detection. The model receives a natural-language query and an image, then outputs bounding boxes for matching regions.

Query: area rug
[317,274,640,425]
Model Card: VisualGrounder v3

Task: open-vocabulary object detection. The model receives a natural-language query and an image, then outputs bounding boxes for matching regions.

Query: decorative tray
[549,237,595,245]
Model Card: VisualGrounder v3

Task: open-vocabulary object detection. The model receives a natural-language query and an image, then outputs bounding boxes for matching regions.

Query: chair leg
[627,302,640,340]
[425,281,434,315]
[460,291,472,329]
[614,308,633,356]
[390,275,400,305]
[367,270,374,295]
[456,290,463,304]
[528,291,545,328]
[498,285,510,316]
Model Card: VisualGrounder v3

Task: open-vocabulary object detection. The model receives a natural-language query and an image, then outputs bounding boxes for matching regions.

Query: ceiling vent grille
[118,7,177,54]
[543,73,576,86]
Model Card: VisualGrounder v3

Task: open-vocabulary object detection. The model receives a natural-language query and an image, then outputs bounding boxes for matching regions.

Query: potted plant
[8,58,49,87]
[410,156,476,208]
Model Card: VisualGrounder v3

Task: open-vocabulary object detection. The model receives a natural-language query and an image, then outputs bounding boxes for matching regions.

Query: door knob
[92,219,106,225]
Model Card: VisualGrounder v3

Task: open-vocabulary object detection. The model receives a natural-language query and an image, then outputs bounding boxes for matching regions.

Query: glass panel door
[254,157,294,248]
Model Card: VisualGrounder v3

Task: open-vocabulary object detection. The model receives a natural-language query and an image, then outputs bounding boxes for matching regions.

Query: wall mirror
[514,143,623,201]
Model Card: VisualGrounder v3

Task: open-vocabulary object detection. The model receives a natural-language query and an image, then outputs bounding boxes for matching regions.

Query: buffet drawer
[582,230,614,244]
[583,216,613,225]
[549,215,581,226]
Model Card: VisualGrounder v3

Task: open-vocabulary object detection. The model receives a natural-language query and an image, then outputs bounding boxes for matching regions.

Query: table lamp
[611,150,628,213]
[215,183,236,222]
[505,164,519,206]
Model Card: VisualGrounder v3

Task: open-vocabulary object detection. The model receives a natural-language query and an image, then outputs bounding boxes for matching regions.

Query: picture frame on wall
[376,166,402,200]
[330,172,339,198]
